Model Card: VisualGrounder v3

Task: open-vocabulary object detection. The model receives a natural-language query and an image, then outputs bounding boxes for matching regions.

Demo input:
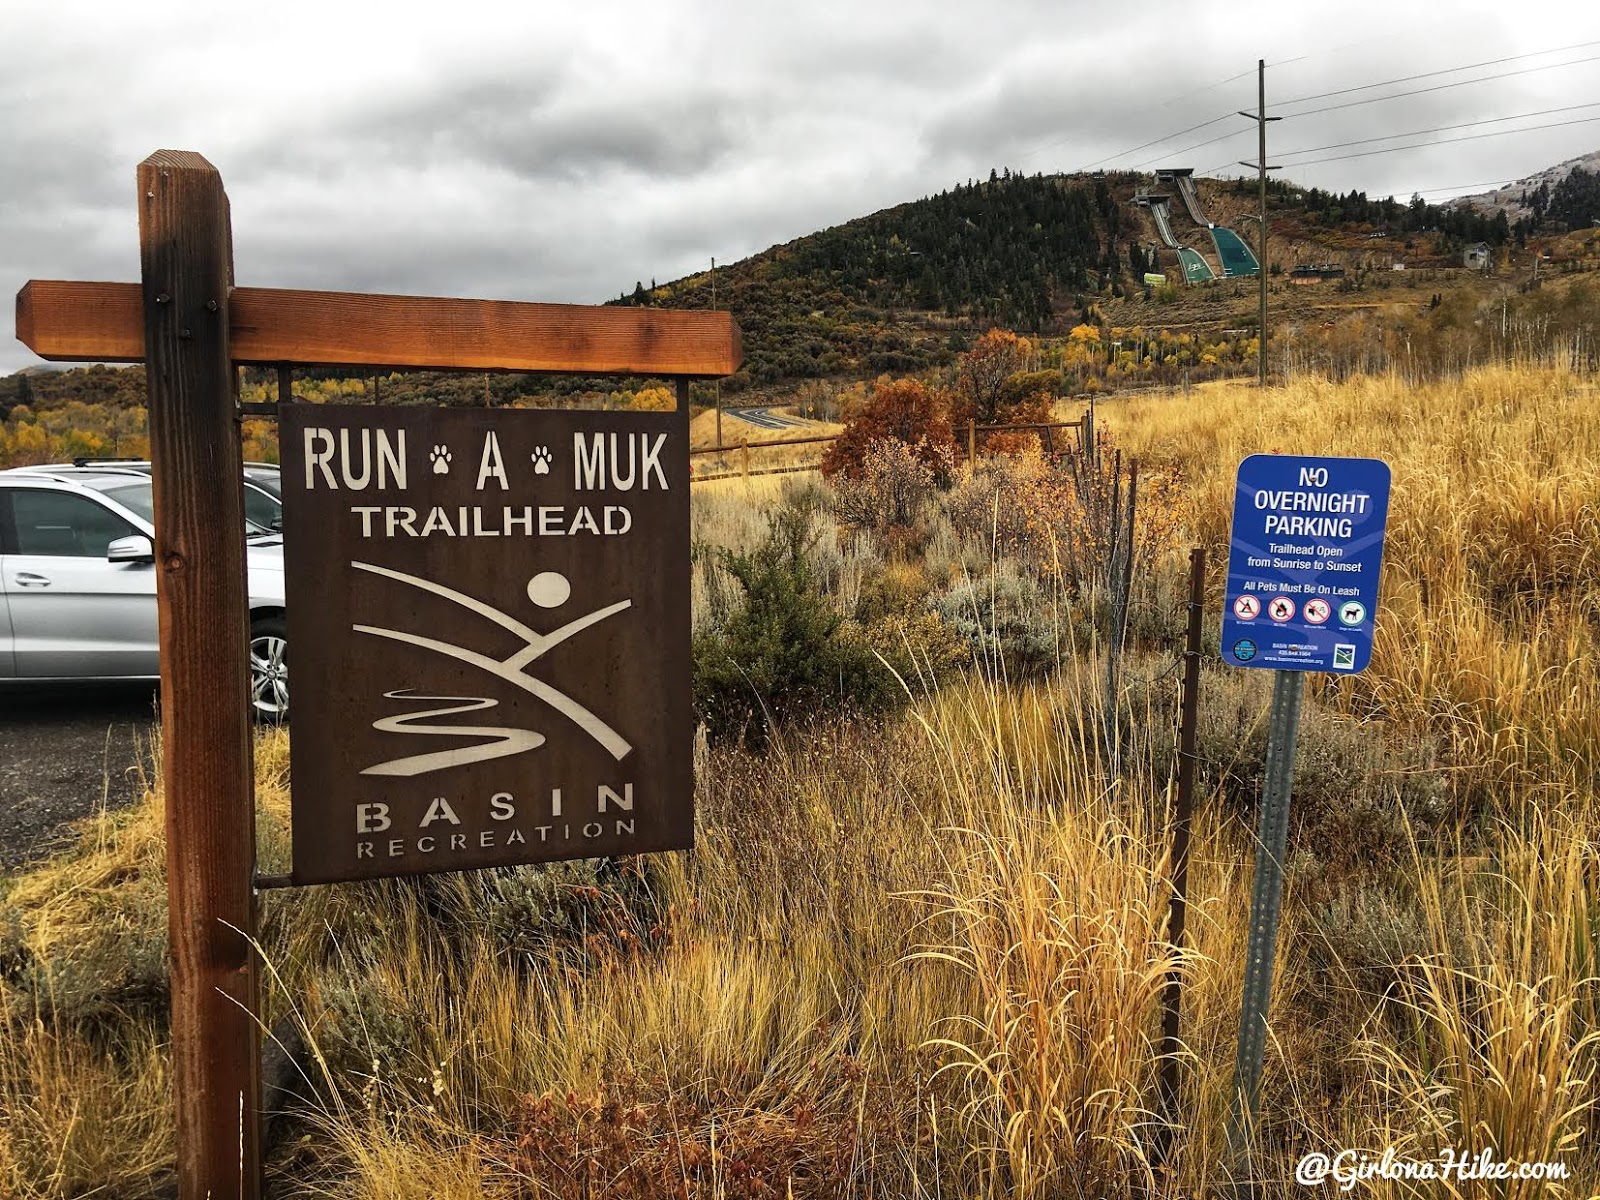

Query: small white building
[1464,242,1493,271]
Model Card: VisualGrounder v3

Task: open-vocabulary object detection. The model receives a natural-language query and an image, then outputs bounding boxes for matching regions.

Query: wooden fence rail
[687,412,1093,484]
[692,462,826,483]
[688,432,840,455]
[974,419,1085,432]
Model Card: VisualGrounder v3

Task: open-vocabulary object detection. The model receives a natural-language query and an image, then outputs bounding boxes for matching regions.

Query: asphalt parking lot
[0,683,159,872]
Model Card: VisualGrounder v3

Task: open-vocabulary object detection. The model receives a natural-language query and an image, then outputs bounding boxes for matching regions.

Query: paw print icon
[531,446,553,475]
[430,446,451,475]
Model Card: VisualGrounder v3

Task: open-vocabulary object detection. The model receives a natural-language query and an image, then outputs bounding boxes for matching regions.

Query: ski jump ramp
[1208,226,1260,277]
[1134,194,1182,248]
[1156,169,1260,277]
[1158,168,1210,227]
[1135,194,1217,282]
[1175,247,1217,283]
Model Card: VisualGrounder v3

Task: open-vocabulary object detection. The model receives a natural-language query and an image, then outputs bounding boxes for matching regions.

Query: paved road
[0,683,159,872]
[725,406,804,431]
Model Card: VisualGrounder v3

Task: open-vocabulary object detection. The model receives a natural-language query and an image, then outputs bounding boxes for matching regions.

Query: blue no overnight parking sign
[1221,454,1391,673]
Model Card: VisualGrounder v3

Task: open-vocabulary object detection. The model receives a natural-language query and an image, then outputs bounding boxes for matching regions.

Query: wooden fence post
[138,149,261,1200]
[967,418,976,465]
[742,438,750,479]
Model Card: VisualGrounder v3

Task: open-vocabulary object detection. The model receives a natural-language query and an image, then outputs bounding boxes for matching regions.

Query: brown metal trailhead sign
[281,404,691,883]
[15,149,739,1200]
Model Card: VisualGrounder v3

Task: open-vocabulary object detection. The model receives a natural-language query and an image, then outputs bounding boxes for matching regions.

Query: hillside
[617,168,1533,394]
[614,170,1119,389]
[3,159,1594,443]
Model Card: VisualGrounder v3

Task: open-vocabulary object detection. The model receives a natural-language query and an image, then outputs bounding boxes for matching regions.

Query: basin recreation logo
[352,562,633,777]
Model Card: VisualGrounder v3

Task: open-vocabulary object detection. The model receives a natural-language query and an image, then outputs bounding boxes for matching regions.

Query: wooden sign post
[15,150,741,1200]
[140,149,263,1200]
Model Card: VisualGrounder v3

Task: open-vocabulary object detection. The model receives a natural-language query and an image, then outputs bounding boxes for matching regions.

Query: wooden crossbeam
[16,280,742,377]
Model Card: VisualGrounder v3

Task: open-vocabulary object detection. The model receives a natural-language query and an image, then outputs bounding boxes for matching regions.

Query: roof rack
[6,462,151,480]
[0,467,80,485]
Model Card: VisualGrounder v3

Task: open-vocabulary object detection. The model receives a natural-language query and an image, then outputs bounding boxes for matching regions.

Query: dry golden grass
[2,363,1598,1197]
[1100,363,1600,792]
[1355,810,1600,1198]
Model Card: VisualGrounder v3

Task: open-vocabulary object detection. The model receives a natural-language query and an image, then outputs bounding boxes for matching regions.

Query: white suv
[0,466,289,721]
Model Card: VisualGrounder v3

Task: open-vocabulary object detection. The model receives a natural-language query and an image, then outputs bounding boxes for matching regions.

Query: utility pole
[712,256,722,450]
[1239,59,1280,387]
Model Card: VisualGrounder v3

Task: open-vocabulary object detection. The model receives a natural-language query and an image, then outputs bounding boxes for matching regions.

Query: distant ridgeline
[1255,178,1514,248]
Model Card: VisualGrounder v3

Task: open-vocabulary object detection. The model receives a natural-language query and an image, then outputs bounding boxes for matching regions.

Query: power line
[1275,38,1600,108]
[1271,102,1600,159]
[1065,113,1238,174]
[1201,66,1600,173]
[1267,34,1397,73]
[1280,113,1600,168]
[1409,181,1518,196]
[1068,35,1411,172]
[1132,125,1253,170]
[1280,53,1600,121]
[1034,58,1333,171]
[1039,38,1600,180]
[1134,67,1257,111]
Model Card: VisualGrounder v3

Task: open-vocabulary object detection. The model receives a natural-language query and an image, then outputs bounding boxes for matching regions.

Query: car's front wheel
[249,615,289,724]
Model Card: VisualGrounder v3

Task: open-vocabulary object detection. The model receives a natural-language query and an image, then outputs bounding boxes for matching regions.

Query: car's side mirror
[107,534,155,564]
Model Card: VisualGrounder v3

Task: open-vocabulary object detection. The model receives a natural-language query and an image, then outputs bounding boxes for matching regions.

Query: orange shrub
[820,378,953,480]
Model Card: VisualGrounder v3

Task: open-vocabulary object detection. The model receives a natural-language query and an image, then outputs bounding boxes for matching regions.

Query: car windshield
[96,479,275,536]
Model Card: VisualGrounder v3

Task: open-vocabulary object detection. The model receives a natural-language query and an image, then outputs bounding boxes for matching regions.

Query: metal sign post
[1225,667,1303,1167]
[1218,454,1391,1181]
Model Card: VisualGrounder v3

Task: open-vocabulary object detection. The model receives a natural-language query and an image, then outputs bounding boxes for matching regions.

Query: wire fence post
[1103,454,1138,767]
[1155,547,1206,1168]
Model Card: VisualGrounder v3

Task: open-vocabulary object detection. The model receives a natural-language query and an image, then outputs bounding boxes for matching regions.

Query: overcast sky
[5,0,1599,375]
